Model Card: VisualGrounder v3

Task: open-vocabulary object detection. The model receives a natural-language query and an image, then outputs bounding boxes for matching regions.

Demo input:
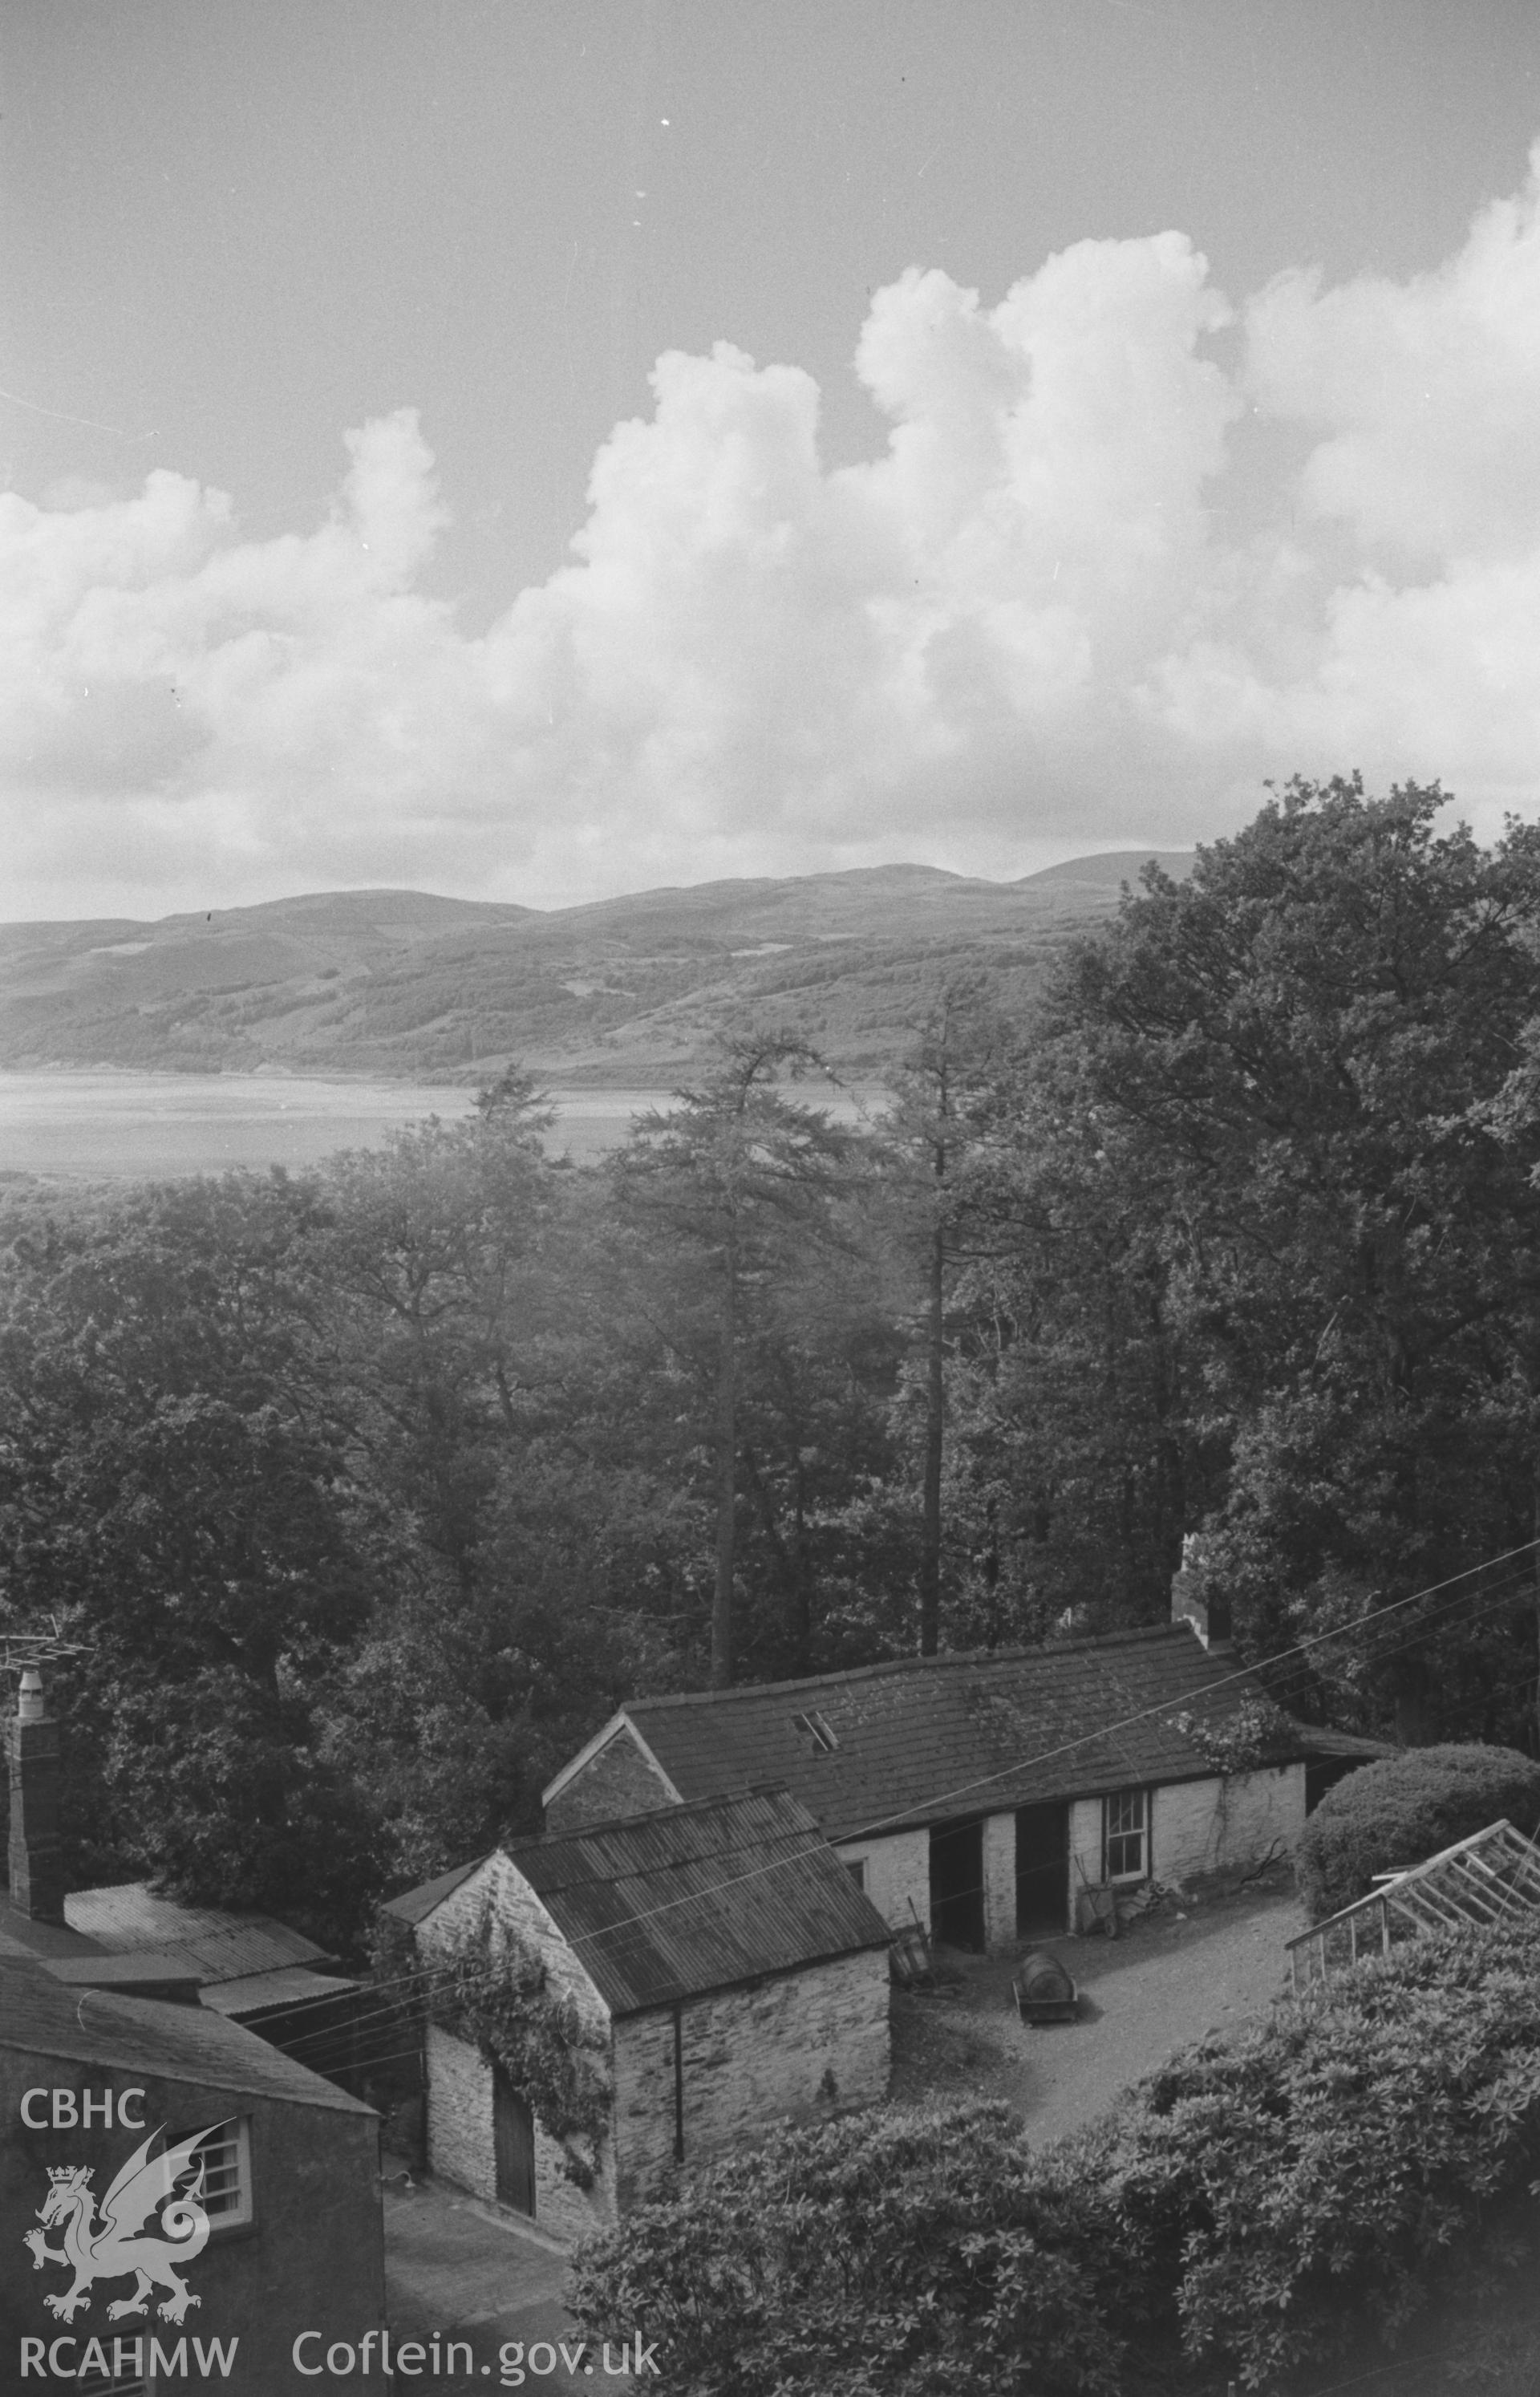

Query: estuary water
[0,1072,664,1178]
[0,1072,880,1181]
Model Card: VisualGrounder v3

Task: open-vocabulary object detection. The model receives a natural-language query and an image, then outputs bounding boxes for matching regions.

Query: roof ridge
[509,1784,805,1856]
[517,1831,821,1898]
[625,1622,1202,1711]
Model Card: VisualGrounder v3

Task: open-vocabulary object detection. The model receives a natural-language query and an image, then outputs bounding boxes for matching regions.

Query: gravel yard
[890,1867,1306,2146]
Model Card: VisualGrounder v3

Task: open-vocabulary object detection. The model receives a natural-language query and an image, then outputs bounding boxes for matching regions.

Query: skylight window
[792,1709,840,1753]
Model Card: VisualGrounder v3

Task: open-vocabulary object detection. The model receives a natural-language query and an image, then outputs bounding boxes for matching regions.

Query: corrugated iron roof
[446,1790,891,2018]
[609,1624,1319,1842]
[0,1954,376,2114]
[63,1883,335,1980]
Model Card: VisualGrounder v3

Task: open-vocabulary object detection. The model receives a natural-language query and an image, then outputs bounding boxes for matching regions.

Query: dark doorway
[1015,1803,1068,1935]
[492,2065,535,2216]
[1306,1755,1368,1815]
[929,1817,985,1950]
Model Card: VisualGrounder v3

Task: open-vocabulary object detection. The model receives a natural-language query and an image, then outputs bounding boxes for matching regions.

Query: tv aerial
[0,1617,95,1682]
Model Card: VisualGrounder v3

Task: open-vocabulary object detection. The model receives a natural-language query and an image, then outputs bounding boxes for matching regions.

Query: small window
[792,1709,839,1753]
[843,1857,867,1892]
[172,2117,253,2231]
[1104,1789,1147,1882]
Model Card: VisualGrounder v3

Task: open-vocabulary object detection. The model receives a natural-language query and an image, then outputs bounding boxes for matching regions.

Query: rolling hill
[0,853,1193,1085]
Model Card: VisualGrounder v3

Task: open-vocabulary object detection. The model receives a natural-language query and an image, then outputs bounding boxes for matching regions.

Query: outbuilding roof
[64,1882,340,1982]
[549,1624,1345,1843]
[380,1856,486,1929]
[0,1954,376,2114]
[396,1789,893,2018]
[199,1966,363,2020]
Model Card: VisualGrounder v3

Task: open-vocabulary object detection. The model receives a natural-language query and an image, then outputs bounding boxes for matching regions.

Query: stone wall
[1153,1763,1306,1886]
[612,1949,891,2208]
[417,1851,611,2040]
[425,2020,496,2199]
[1069,1797,1103,1912]
[835,1827,928,1933]
[424,2025,617,2245]
[544,1725,678,1833]
[982,1812,1016,1952]
[1065,1766,1307,1924]
[418,1853,619,2241]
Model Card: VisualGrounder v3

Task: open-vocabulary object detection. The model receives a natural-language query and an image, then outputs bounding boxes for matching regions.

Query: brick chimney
[1169,1534,1234,1656]
[6,1665,66,1922]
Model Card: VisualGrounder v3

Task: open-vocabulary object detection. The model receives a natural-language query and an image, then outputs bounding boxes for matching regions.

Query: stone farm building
[545,1621,1384,1953]
[383,1788,893,2244]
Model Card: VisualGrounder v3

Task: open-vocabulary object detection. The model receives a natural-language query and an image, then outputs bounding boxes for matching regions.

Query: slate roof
[0,1889,105,1964]
[0,1954,376,2114]
[380,1856,486,1929]
[397,1789,893,2018]
[568,1624,1337,1843]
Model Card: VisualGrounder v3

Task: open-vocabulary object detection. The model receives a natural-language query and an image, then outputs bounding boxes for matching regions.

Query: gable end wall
[834,1828,928,1934]
[424,2022,617,2245]
[545,1726,679,1833]
[417,1852,618,2242]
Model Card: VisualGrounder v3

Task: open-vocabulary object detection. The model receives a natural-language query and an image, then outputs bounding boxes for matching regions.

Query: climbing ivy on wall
[1168,1693,1295,1778]
[427,1896,614,2188]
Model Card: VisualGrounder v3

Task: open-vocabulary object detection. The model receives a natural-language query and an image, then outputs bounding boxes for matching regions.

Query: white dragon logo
[24,2123,221,2326]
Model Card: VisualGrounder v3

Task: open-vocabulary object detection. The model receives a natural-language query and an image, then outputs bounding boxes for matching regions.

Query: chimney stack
[6,1665,66,1922]
[1170,1535,1234,1656]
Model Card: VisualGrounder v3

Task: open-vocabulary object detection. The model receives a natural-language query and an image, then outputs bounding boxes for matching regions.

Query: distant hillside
[0,853,1193,1085]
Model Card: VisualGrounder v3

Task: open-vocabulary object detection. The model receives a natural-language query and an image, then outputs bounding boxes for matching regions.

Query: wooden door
[492,2064,535,2216]
[1015,1803,1068,1935]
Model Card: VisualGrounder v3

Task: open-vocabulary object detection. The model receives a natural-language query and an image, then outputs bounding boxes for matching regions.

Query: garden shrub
[570,1915,1540,2396]
[1296,1741,1540,1922]
[569,2103,1130,2397]
[1111,1920,1540,2386]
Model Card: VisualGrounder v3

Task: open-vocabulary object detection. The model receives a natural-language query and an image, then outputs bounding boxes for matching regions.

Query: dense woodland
[4,776,1540,1950]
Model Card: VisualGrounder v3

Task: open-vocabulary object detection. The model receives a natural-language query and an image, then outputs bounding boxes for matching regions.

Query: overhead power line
[270,1538,1540,2066]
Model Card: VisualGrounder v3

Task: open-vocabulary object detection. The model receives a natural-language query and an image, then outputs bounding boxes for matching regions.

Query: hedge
[569,1913,1540,2396]
[1296,1741,1540,1922]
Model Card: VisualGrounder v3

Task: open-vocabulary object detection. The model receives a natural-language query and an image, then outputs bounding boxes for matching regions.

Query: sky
[4,0,1540,922]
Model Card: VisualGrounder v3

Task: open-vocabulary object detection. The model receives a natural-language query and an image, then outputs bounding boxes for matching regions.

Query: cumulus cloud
[6,154,1540,917]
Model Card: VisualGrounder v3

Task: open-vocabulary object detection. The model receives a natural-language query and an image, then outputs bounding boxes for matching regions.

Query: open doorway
[929,1817,985,1949]
[1015,1803,1068,1935]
